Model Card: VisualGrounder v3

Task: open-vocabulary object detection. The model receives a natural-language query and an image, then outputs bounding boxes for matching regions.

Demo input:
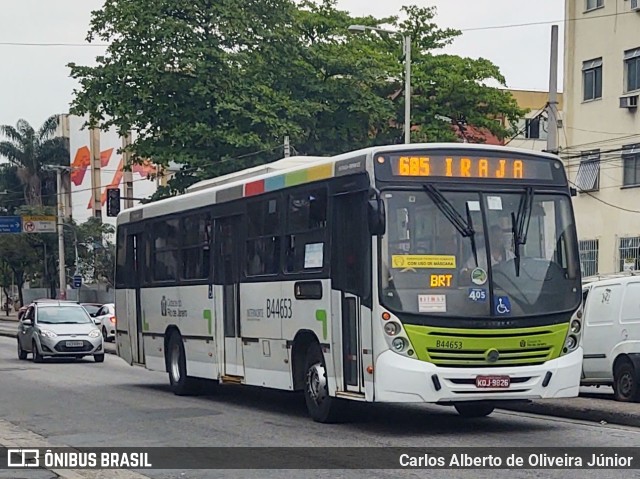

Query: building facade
[506,89,565,152]
[564,0,640,277]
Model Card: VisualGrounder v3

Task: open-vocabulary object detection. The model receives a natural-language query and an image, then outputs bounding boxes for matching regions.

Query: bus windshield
[380,188,581,318]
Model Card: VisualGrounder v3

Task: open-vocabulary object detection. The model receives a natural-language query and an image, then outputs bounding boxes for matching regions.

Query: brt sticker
[471,267,487,285]
[392,255,456,269]
[430,274,453,288]
[468,288,487,302]
[494,296,511,315]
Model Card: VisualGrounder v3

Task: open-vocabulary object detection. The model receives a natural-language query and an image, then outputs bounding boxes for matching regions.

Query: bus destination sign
[376,152,558,182]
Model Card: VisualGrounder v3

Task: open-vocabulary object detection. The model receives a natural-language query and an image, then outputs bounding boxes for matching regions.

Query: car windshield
[37,306,93,324]
[380,189,581,318]
[82,304,101,315]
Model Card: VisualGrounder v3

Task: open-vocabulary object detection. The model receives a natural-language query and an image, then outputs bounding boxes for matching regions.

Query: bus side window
[246,198,281,276]
[285,189,327,274]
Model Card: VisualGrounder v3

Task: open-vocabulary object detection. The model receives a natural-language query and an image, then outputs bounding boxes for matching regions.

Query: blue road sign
[0,216,22,233]
[73,275,82,289]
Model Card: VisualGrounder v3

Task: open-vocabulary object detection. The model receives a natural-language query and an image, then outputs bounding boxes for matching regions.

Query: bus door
[216,216,245,377]
[332,189,372,394]
[125,226,145,365]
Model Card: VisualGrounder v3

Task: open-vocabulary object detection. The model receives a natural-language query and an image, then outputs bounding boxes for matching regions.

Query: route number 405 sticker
[468,288,487,302]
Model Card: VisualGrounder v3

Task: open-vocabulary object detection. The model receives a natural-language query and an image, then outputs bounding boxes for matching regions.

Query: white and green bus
[114,143,583,422]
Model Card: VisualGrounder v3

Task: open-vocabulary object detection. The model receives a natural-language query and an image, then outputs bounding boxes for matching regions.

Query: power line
[569,180,640,214]
[0,9,637,48]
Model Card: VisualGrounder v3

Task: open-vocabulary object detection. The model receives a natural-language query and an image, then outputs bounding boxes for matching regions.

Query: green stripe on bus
[203,309,212,336]
[315,309,327,340]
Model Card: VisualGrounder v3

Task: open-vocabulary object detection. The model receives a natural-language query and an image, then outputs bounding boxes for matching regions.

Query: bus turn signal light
[381,312,391,321]
[366,365,374,374]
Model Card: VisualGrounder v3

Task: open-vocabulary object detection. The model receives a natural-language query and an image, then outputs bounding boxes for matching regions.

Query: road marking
[495,409,640,434]
[0,419,153,479]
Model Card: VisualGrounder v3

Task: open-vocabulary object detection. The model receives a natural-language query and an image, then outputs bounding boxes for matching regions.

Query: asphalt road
[1,335,639,479]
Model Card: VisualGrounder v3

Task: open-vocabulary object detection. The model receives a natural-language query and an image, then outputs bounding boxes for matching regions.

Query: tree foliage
[68,0,525,199]
[0,116,69,207]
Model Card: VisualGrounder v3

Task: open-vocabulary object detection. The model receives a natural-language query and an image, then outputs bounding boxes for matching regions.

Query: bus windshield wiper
[423,184,477,266]
[510,187,534,277]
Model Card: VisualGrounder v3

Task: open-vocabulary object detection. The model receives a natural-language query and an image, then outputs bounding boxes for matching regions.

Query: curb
[498,400,640,428]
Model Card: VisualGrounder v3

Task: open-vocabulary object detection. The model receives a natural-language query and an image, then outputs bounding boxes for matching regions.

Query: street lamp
[348,24,412,144]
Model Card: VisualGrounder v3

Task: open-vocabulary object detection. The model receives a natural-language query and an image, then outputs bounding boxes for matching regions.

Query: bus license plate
[475,376,510,388]
[65,341,83,348]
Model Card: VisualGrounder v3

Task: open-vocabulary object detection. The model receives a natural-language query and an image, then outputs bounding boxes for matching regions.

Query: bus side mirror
[368,198,385,236]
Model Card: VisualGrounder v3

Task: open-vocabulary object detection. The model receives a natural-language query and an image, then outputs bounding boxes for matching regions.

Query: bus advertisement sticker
[392,255,456,269]
[487,196,503,210]
[494,296,511,315]
[471,267,487,285]
[418,294,446,313]
[468,288,487,302]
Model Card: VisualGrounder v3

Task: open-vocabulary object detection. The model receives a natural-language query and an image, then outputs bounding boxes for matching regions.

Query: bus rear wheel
[167,333,200,396]
[303,343,345,423]
[454,402,495,418]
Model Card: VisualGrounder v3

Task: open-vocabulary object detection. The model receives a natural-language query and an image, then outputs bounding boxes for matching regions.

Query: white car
[94,303,116,342]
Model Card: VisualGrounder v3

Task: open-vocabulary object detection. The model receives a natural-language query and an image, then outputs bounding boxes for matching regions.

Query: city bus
[114,143,583,423]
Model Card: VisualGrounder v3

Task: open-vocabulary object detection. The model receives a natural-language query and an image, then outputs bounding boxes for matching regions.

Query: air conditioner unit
[632,0,640,11]
[620,95,639,109]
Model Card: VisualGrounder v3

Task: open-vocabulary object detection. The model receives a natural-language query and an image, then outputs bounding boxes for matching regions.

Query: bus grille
[426,346,554,368]
[403,324,568,369]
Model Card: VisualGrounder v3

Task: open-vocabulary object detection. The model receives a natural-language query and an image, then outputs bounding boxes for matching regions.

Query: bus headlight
[384,322,400,336]
[565,335,578,350]
[570,320,581,334]
[392,338,406,352]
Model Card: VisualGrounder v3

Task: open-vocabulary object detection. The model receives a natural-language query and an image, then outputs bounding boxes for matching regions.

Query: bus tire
[303,342,345,423]
[454,402,495,418]
[613,360,640,402]
[167,333,200,396]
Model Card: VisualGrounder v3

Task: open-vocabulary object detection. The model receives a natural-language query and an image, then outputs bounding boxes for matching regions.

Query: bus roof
[117,143,563,225]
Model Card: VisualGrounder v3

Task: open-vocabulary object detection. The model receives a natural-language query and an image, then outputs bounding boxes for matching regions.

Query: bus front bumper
[374,347,583,403]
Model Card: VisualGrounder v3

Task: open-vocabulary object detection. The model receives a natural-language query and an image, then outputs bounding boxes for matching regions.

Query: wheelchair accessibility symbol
[494,296,511,315]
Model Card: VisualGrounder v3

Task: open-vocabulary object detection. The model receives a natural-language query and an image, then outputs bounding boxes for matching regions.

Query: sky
[0,0,565,129]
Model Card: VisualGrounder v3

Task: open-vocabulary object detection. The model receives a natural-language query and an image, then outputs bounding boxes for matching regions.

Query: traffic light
[106,188,121,217]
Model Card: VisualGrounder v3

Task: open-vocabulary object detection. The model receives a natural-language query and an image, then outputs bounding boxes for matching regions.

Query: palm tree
[0,116,68,206]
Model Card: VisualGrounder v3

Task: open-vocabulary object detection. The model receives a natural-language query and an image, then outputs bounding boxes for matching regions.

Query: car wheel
[94,353,105,363]
[167,333,200,395]
[17,337,27,360]
[303,342,346,423]
[613,360,640,402]
[32,340,43,363]
[454,402,495,418]
[102,327,108,341]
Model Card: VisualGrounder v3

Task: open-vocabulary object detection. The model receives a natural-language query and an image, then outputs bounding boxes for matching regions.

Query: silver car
[16,300,105,363]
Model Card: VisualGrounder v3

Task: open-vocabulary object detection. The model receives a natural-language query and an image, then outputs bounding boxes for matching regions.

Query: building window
[585,0,603,10]
[622,144,640,187]
[619,236,640,272]
[579,239,599,277]
[624,48,640,93]
[582,58,603,101]
[575,150,600,192]
[524,117,548,140]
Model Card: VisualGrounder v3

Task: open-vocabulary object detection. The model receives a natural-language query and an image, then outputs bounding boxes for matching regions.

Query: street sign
[0,216,22,233]
[22,215,56,234]
[73,275,82,289]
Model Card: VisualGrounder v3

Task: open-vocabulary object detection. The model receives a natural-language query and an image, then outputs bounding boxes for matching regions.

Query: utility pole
[123,132,134,209]
[404,34,412,144]
[55,168,67,299]
[284,136,290,158]
[546,25,559,154]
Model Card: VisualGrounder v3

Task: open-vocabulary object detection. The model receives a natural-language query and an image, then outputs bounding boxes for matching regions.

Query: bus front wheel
[454,402,495,418]
[303,343,345,423]
[167,333,200,396]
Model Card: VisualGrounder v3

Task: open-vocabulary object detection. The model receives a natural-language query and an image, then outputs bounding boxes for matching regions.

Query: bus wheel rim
[306,363,327,405]
[170,344,181,383]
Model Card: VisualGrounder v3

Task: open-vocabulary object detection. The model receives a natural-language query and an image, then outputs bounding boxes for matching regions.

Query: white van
[580,274,640,402]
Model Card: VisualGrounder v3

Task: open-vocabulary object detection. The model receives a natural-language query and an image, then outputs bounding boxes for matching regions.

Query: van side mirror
[368,197,386,236]
[22,319,32,326]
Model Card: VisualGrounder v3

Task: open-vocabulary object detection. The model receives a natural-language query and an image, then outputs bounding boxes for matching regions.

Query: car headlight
[40,329,57,338]
[88,329,101,338]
